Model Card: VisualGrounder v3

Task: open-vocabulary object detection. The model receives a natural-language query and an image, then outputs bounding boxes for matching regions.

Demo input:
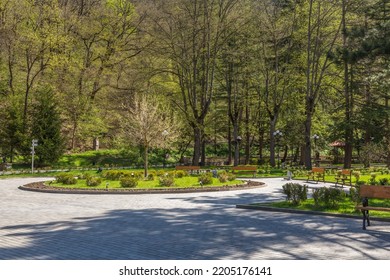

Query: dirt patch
[19,180,265,195]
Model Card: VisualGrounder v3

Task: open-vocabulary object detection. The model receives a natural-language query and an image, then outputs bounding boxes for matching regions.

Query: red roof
[329,140,345,147]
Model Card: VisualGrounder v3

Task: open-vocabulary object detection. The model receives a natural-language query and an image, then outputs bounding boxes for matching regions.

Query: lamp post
[31,139,38,173]
[313,134,320,167]
[233,136,242,166]
[162,130,169,168]
[273,130,283,168]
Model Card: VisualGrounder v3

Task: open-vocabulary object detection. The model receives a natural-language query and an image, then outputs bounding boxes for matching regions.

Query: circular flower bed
[19,180,265,195]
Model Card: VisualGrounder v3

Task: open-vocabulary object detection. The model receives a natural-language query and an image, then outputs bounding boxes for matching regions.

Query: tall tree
[252,0,300,167]
[147,0,242,165]
[121,93,177,177]
[31,89,64,166]
[303,0,342,169]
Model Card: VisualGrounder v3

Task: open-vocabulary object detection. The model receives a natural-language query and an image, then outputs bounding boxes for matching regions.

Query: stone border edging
[236,204,390,223]
[19,180,265,195]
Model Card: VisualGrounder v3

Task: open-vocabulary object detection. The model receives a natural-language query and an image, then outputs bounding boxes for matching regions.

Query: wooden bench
[334,169,352,187]
[231,165,257,177]
[355,185,390,230]
[306,167,325,183]
[175,165,201,174]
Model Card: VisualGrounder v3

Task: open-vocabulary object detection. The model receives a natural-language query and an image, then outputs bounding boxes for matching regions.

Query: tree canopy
[0,0,389,169]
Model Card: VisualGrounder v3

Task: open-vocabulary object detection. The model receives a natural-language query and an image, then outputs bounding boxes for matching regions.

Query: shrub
[102,170,122,180]
[55,173,77,185]
[312,187,346,208]
[198,172,213,185]
[282,183,308,205]
[133,171,144,179]
[218,171,228,183]
[369,173,378,185]
[175,170,188,178]
[159,175,175,187]
[227,173,236,181]
[355,180,366,187]
[378,178,389,186]
[146,173,155,181]
[86,176,102,187]
[327,188,345,208]
[77,173,89,180]
[312,188,321,207]
[349,186,361,205]
[352,171,361,182]
[120,177,138,188]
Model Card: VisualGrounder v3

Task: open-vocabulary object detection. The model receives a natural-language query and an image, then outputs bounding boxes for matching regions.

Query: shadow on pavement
[1,196,390,260]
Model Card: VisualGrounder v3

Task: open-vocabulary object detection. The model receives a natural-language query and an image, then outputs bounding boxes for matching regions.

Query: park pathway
[0,177,389,259]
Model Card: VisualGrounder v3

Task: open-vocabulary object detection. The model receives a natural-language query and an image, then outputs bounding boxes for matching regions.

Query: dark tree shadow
[1,192,390,260]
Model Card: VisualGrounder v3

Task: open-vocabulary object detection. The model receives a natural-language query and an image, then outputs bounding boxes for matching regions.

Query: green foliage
[218,171,228,183]
[120,177,138,188]
[102,170,123,180]
[349,186,361,205]
[227,173,236,181]
[175,170,188,178]
[312,187,346,208]
[352,171,361,181]
[102,169,143,180]
[379,177,389,186]
[77,173,89,180]
[198,172,213,185]
[369,173,378,185]
[31,90,64,166]
[0,98,27,161]
[159,174,175,187]
[55,173,77,185]
[282,183,308,206]
[86,176,102,187]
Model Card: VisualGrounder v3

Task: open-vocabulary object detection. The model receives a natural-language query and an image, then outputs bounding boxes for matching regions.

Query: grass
[50,176,243,189]
[294,173,390,186]
[253,197,390,218]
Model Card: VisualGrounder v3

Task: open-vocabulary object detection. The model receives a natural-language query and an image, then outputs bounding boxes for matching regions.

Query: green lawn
[254,197,390,218]
[294,173,390,186]
[50,176,243,189]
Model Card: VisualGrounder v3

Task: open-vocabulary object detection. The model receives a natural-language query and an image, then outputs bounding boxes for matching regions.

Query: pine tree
[31,90,64,166]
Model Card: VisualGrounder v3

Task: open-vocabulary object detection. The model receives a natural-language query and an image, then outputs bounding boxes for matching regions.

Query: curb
[236,204,390,223]
[19,181,265,195]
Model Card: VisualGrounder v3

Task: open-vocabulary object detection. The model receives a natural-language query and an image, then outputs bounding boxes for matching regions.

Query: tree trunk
[93,137,99,151]
[201,139,206,166]
[300,145,305,166]
[233,123,240,166]
[192,126,201,166]
[282,145,288,165]
[304,110,312,169]
[386,96,390,168]
[227,118,232,165]
[342,0,353,169]
[144,143,148,178]
[244,103,250,165]
[269,118,277,167]
[258,128,264,164]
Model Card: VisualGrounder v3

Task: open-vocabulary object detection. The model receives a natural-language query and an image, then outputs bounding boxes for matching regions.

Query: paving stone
[0,177,389,259]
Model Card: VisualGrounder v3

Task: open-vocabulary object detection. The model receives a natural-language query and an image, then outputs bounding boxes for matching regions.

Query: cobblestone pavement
[0,177,389,260]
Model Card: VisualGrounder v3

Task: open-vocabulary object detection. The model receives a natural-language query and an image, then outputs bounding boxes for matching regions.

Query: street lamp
[312,134,320,166]
[31,139,38,173]
[273,130,283,168]
[236,136,242,165]
[162,130,169,168]
[232,135,242,166]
